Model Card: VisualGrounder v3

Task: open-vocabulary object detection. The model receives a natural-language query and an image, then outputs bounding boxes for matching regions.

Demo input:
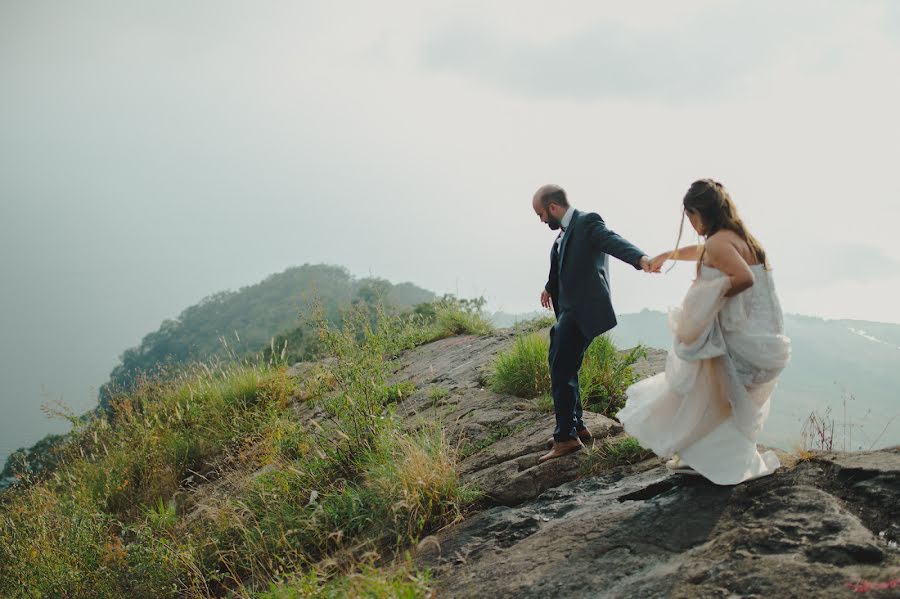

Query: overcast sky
[2,1,900,459]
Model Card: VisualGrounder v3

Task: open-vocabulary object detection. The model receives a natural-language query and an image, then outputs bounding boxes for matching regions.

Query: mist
[3,0,900,463]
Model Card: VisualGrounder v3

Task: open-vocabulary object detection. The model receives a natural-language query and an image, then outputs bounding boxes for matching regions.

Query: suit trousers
[549,310,593,442]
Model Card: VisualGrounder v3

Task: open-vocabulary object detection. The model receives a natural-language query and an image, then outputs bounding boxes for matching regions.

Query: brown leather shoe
[538,438,584,463]
[546,429,593,449]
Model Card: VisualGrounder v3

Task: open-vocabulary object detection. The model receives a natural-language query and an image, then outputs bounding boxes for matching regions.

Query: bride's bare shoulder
[704,229,751,266]
[707,230,741,243]
[707,231,752,259]
[704,232,737,256]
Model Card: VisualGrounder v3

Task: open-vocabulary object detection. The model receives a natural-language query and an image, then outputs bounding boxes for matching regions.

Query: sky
[2,0,900,460]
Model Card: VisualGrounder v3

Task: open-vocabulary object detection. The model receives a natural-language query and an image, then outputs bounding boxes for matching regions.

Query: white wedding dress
[618,263,791,485]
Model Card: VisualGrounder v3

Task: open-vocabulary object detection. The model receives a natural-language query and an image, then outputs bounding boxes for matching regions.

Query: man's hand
[540,289,553,310]
[639,255,655,273]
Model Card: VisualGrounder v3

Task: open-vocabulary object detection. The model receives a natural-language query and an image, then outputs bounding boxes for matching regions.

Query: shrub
[366,426,477,546]
[427,387,449,402]
[579,338,646,417]
[514,314,556,333]
[490,334,551,398]
[434,308,493,338]
[386,381,417,404]
[405,295,493,345]
[489,333,644,414]
[0,432,68,487]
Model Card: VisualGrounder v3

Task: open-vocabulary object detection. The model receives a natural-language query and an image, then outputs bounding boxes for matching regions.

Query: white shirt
[555,206,575,251]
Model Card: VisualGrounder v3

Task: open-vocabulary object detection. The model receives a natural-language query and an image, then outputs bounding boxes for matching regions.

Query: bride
[617,179,791,485]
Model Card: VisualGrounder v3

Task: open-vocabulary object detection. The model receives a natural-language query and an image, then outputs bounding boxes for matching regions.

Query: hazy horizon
[3,1,900,461]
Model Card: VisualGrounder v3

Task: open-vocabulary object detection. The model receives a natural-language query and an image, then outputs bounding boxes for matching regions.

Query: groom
[533,184,651,463]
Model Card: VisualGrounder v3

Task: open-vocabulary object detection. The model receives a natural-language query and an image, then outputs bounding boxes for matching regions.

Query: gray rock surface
[417,453,900,598]
[390,330,657,507]
[383,329,900,598]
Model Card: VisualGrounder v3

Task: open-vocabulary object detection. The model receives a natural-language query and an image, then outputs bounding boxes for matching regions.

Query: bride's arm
[648,245,702,271]
[667,245,702,261]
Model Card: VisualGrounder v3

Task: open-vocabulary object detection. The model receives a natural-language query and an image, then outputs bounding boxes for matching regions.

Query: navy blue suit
[544,209,645,442]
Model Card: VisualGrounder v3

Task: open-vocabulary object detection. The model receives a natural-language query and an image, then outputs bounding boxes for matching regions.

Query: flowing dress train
[618,264,791,485]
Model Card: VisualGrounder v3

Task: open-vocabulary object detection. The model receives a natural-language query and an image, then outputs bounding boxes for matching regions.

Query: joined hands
[640,255,664,273]
[647,252,670,273]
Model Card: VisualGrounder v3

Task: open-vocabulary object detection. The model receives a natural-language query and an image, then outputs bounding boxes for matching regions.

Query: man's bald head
[532,184,569,231]
[533,184,569,211]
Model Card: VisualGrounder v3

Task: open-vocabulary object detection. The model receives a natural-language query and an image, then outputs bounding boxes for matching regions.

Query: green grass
[490,333,551,398]
[580,436,655,476]
[427,387,449,402]
[529,393,555,414]
[401,295,494,346]
[434,308,493,338]
[386,380,417,404]
[261,562,432,598]
[427,386,450,411]
[578,337,647,417]
[0,363,300,597]
[0,304,476,598]
[514,314,556,333]
[489,333,645,418]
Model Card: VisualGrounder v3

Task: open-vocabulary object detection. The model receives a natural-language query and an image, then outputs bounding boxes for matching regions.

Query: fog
[2,0,899,462]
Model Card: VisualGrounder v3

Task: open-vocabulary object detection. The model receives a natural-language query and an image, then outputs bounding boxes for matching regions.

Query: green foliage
[1,432,68,485]
[0,363,295,597]
[100,265,435,411]
[145,497,178,531]
[514,314,556,333]
[490,333,551,398]
[91,366,291,519]
[184,307,475,588]
[408,295,493,342]
[489,332,645,420]
[0,302,472,597]
[529,393,555,414]
[580,436,654,476]
[434,310,493,338]
[386,381,417,405]
[365,426,478,546]
[579,339,647,417]
[261,562,432,598]
[427,387,449,402]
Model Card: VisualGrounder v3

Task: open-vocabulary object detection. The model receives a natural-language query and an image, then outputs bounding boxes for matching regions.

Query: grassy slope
[0,302,491,598]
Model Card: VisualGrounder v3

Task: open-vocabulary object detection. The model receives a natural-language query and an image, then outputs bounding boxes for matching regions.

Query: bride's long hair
[669,179,768,273]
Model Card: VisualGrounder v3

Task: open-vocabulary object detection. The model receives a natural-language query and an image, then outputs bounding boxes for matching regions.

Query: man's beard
[547,215,561,230]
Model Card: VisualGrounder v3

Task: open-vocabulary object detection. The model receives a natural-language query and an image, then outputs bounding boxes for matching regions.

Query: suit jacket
[544,209,645,339]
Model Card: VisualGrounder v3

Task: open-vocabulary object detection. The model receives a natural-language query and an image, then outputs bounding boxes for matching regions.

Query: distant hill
[3,265,437,482]
[98,264,435,409]
[608,310,900,451]
[488,310,548,328]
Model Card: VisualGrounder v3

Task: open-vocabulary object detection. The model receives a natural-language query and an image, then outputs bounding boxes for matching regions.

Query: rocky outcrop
[384,330,900,598]
[416,450,900,598]
[390,329,660,507]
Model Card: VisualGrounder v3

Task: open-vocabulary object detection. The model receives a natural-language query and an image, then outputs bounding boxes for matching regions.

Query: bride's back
[703,229,764,269]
